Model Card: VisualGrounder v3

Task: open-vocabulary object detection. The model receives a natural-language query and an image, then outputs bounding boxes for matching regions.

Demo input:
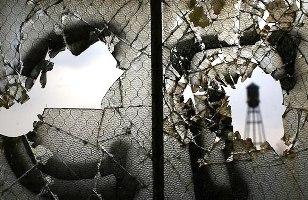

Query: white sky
[0,42,122,137]
[224,67,287,154]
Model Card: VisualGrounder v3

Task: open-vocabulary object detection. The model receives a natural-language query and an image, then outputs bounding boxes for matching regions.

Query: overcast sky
[0,42,122,137]
[224,67,286,154]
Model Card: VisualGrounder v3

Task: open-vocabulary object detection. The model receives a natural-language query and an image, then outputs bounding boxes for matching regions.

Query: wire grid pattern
[0,0,153,199]
[2,0,308,199]
[161,0,308,199]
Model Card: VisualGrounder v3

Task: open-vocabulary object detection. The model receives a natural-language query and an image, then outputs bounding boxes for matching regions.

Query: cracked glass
[1,0,308,199]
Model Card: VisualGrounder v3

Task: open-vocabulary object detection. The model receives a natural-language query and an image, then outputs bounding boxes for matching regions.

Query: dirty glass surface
[162,0,308,199]
[1,0,308,199]
[0,0,152,199]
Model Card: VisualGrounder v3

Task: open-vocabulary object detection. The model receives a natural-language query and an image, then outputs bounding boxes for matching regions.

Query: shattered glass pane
[2,0,308,199]
[0,42,122,136]
[163,0,308,199]
[225,67,286,154]
[0,0,152,199]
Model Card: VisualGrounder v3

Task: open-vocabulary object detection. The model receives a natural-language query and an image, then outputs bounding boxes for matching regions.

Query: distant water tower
[244,83,266,145]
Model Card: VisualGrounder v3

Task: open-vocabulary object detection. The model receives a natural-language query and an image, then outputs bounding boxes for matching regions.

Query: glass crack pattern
[1,0,308,199]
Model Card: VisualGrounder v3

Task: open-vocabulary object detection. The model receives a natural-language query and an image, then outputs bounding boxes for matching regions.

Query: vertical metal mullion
[151,0,164,199]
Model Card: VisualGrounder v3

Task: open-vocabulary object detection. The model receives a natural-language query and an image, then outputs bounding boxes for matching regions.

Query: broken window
[225,67,286,154]
[1,0,308,199]
[0,0,152,199]
[0,41,122,136]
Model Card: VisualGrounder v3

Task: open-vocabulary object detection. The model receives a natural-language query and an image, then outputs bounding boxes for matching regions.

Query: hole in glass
[183,83,195,104]
[0,41,122,137]
[224,67,287,154]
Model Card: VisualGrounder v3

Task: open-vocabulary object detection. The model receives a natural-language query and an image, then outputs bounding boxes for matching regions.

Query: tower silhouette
[244,83,266,145]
